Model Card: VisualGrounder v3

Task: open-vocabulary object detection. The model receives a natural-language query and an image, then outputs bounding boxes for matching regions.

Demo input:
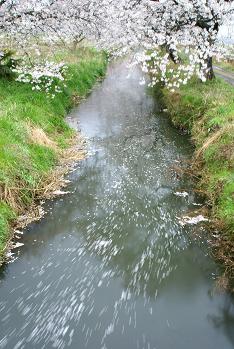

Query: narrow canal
[0,60,233,349]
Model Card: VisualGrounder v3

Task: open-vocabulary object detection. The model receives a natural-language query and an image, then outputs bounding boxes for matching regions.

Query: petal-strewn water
[0,60,234,349]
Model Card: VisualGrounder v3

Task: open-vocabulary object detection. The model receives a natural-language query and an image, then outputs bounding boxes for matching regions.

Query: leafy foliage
[0,50,20,79]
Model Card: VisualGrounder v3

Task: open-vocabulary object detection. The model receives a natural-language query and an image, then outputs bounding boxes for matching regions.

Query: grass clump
[163,77,234,235]
[0,46,107,260]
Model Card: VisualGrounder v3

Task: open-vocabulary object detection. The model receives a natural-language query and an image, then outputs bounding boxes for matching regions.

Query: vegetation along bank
[163,76,234,277]
[0,47,107,262]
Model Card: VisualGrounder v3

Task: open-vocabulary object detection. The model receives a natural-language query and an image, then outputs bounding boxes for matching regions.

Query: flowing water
[0,61,234,349]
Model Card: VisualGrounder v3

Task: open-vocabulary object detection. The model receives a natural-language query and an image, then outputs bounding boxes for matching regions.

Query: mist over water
[0,60,234,349]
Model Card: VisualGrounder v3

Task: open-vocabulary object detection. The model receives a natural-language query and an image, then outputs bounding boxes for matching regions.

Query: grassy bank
[163,77,234,236]
[0,47,107,260]
[214,59,234,73]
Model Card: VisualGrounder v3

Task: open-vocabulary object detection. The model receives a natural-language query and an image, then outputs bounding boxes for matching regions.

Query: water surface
[0,60,234,349]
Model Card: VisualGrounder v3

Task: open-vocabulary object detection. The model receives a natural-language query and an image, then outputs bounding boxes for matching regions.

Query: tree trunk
[165,44,181,64]
[204,56,215,80]
[71,37,85,51]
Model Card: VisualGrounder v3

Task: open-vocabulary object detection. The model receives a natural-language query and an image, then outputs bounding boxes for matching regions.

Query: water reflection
[208,299,234,347]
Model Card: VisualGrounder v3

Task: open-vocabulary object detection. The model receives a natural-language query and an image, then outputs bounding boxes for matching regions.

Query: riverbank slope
[0,47,107,262]
[163,77,234,274]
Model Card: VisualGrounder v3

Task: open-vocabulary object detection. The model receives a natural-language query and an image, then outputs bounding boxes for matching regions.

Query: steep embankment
[163,77,234,271]
[0,47,107,261]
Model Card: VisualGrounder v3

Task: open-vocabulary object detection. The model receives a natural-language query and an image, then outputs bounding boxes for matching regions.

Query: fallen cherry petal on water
[11,242,24,249]
[53,190,70,196]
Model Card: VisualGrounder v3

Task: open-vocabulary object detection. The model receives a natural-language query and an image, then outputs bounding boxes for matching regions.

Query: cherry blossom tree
[95,0,234,88]
[0,0,103,95]
[0,0,234,93]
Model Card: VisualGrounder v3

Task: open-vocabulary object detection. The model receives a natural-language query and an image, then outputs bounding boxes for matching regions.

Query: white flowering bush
[13,61,68,97]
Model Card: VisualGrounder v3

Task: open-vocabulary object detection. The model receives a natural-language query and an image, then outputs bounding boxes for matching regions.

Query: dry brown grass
[26,124,57,150]
[195,123,234,160]
[214,274,230,293]
[212,235,234,292]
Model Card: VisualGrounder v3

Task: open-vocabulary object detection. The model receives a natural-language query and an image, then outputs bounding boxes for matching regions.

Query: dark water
[0,61,234,349]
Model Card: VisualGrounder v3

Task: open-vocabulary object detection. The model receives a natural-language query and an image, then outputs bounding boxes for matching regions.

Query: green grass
[163,77,234,236]
[214,59,234,73]
[0,47,107,259]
